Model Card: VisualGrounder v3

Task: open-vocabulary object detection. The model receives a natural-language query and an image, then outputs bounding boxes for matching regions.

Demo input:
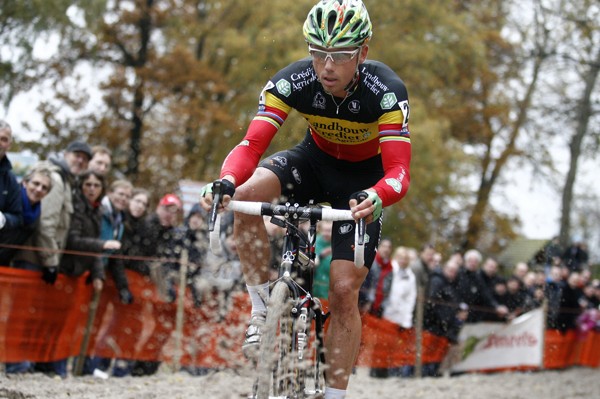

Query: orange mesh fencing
[1,266,599,370]
[0,267,90,362]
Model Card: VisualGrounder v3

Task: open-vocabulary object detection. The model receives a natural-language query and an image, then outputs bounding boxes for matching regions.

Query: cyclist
[201,1,411,397]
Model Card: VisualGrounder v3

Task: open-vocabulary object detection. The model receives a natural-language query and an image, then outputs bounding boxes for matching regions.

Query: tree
[556,1,600,247]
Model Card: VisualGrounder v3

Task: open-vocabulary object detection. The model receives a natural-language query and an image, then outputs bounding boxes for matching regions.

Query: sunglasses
[308,45,360,65]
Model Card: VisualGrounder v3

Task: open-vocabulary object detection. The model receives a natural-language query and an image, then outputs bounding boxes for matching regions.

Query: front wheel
[255,282,294,399]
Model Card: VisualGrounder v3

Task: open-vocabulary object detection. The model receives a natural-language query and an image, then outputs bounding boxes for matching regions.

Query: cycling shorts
[258,133,384,269]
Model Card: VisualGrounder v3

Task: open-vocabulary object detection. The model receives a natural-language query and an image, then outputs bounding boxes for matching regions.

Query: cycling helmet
[303,0,372,48]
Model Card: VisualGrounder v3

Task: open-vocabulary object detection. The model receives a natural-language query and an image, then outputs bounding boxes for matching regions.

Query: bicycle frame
[207,182,366,399]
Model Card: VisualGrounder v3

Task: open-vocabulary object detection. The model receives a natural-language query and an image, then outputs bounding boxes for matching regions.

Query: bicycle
[208,181,366,399]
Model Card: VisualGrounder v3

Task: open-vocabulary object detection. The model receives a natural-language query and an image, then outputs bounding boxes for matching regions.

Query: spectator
[491,278,508,311]
[109,188,150,378]
[313,220,333,299]
[456,249,508,322]
[545,265,564,329]
[13,140,92,283]
[61,170,122,279]
[525,269,546,309]
[112,188,151,279]
[423,258,468,377]
[556,271,586,332]
[360,238,394,379]
[54,170,120,378]
[101,179,134,304]
[384,246,417,376]
[409,243,437,292]
[478,257,502,295]
[382,246,417,329]
[88,145,112,176]
[180,203,209,307]
[512,261,529,282]
[562,237,589,272]
[582,281,599,310]
[504,276,529,320]
[129,193,182,377]
[0,167,52,266]
[0,120,23,233]
[2,166,52,374]
[542,236,563,275]
[360,238,393,316]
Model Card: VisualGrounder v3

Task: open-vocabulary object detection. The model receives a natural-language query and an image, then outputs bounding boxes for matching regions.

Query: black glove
[119,288,134,305]
[42,267,58,285]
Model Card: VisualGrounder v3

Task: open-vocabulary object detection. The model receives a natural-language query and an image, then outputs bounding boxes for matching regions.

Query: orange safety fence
[1,266,599,370]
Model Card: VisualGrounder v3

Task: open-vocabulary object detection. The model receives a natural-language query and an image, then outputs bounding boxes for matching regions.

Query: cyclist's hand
[200,177,236,211]
[349,190,382,223]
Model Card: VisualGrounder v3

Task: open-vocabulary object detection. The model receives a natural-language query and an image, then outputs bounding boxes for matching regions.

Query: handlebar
[354,192,368,268]
[208,198,366,267]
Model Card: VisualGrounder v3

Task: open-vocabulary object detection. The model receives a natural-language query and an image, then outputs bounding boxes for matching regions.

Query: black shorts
[259,133,384,268]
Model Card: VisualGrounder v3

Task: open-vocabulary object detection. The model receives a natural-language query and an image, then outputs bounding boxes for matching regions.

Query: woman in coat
[60,170,121,290]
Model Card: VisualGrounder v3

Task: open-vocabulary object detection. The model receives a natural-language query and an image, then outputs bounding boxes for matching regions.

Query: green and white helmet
[303,0,372,48]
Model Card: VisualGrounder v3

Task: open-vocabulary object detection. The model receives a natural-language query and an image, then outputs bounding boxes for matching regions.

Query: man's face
[0,128,12,158]
[89,152,112,175]
[444,261,460,281]
[464,255,481,271]
[64,151,90,175]
[311,45,368,98]
[23,172,51,204]
[483,259,498,276]
[108,186,132,211]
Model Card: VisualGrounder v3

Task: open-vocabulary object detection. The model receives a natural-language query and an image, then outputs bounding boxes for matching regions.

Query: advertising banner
[452,308,544,372]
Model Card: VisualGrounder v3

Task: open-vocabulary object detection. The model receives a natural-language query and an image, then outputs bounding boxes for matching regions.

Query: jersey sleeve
[371,98,411,207]
[220,87,291,185]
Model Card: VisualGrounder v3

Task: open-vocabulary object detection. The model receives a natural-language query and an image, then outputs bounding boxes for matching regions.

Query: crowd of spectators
[358,237,600,378]
[0,120,243,377]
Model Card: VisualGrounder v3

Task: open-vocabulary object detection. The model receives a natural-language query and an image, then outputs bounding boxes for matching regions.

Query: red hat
[159,193,182,208]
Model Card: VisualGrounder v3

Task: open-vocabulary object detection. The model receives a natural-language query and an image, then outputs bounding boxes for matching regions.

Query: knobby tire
[256,282,294,399]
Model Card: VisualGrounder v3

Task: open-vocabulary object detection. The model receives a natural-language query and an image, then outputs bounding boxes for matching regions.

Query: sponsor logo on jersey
[381,93,398,110]
[291,68,318,91]
[310,120,372,144]
[385,167,406,193]
[348,100,360,113]
[276,79,292,97]
[238,140,250,147]
[291,167,302,184]
[361,68,390,95]
[339,223,354,235]
[269,155,288,170]
[313,92,326,109]
[385,178,402,193]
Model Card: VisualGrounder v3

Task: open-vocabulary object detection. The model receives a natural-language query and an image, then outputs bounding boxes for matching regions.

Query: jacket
[0,186,39,265]
[60,189,105,281]
[0,155,23,229]
[424,270,464,343]
[13,157,73,268]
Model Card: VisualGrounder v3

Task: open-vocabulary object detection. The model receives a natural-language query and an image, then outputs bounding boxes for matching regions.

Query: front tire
[256,282,294,399]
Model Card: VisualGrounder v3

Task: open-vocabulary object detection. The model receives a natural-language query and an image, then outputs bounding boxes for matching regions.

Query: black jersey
[221,58,411,207]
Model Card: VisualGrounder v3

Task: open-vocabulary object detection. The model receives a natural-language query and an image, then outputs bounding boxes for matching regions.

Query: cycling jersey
[221,58,411,207]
